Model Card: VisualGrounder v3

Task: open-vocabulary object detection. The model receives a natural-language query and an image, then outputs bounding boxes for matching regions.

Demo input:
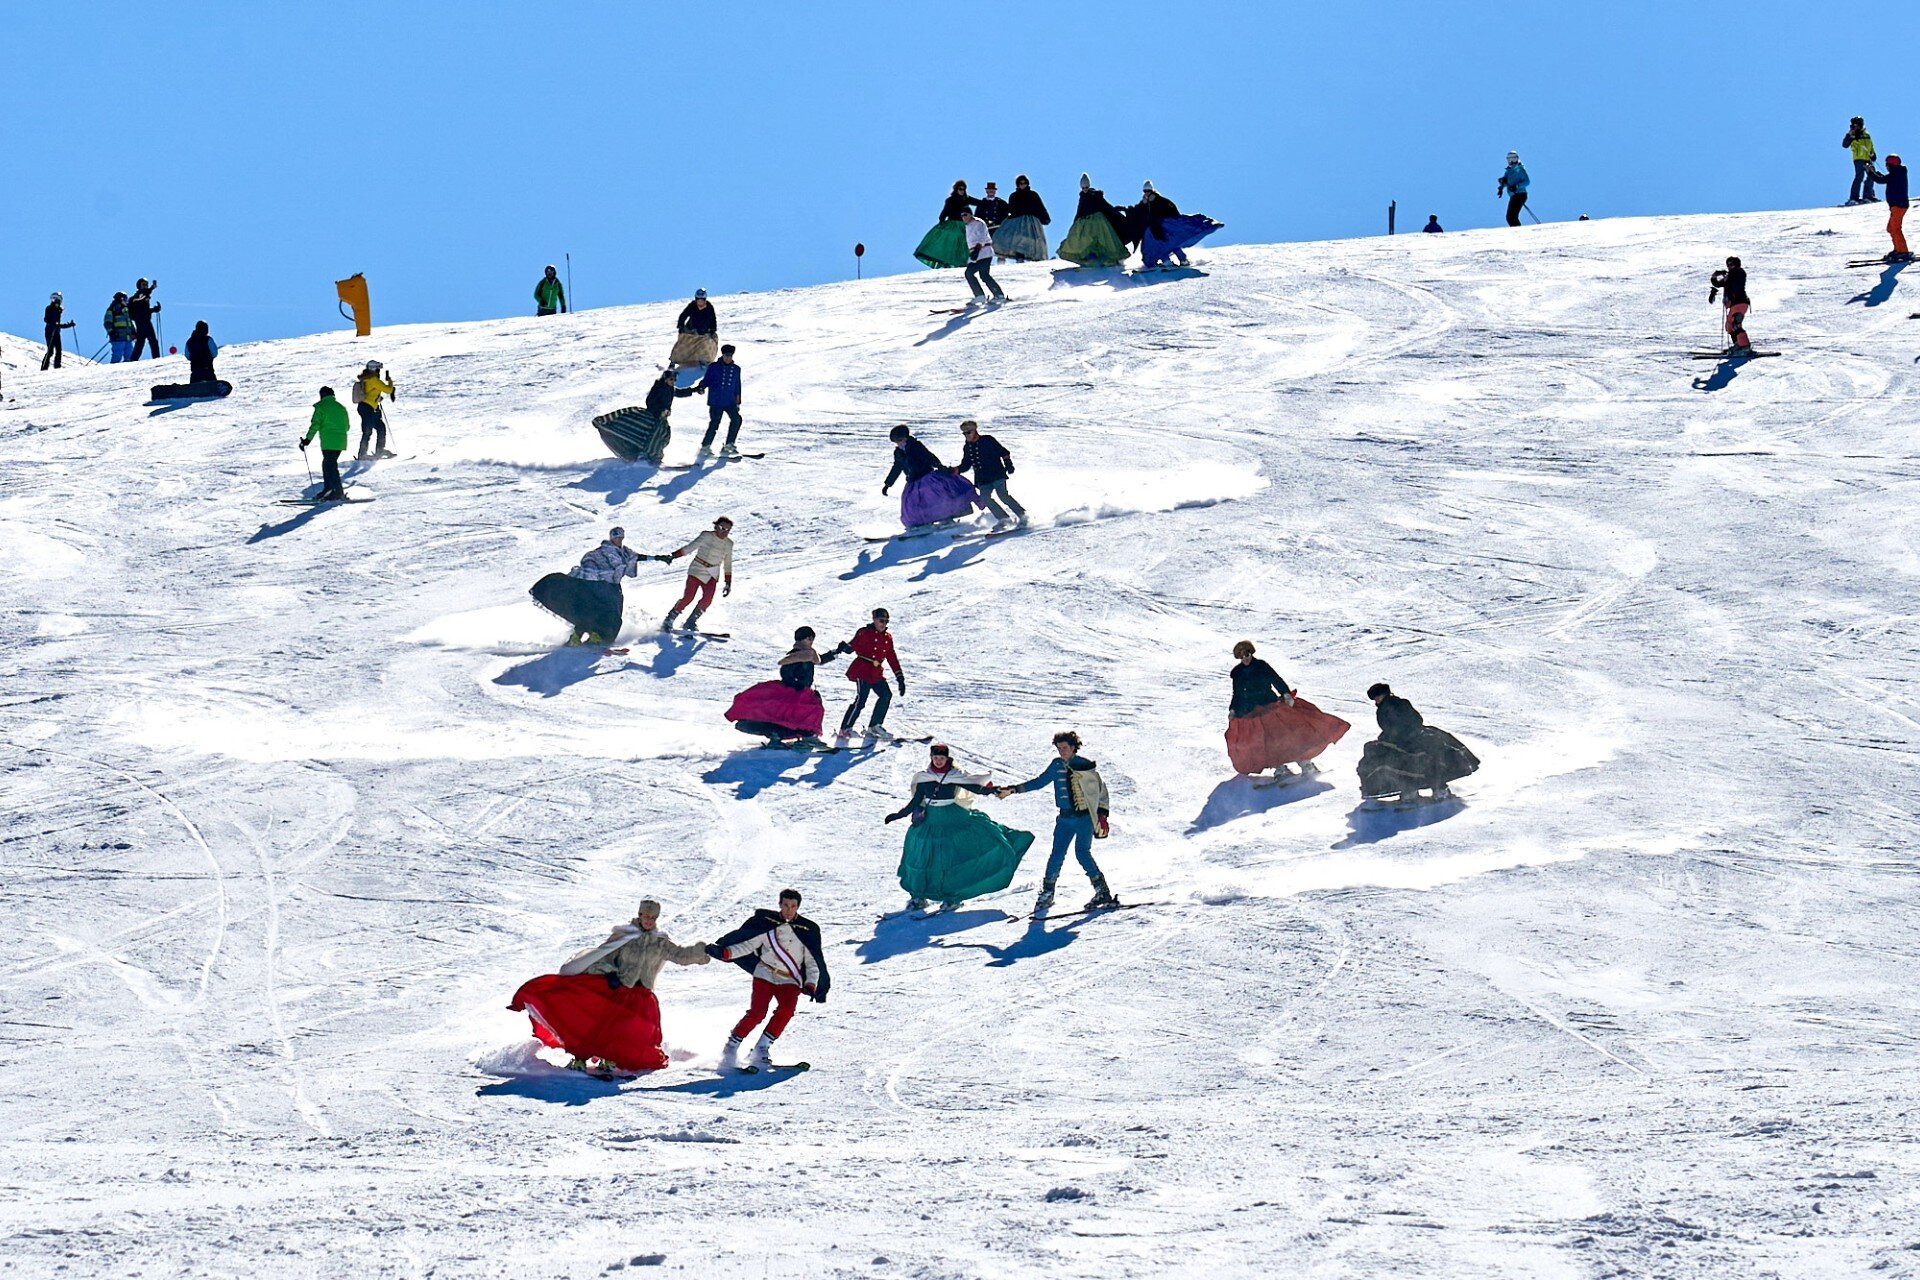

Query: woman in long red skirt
[1224,640,1350,780]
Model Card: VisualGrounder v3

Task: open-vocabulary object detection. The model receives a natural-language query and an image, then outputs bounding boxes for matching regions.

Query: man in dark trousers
[952,419,1025,525]
[41,292,75,371]
[709,888,829,1072]
[694,344,745,457]
[1709,257,1752,354]
[836,607,905,739]
[299,387,352,501]
[535,265,567,316]
[128,279,163,360]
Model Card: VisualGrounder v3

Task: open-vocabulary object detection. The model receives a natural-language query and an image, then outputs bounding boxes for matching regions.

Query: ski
[953,523,1024,542]
[658,630,730,641]
[1030,900,1163,923]
[1251,769,1325,790]
[1848,257,1914,268]
[865,519,973,543]
[1687,351,1781,359]
[739,1062,810,1074]
[278,496,374,505]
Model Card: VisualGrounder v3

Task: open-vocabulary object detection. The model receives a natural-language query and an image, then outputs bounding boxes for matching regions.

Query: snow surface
[3,208,1918,1279]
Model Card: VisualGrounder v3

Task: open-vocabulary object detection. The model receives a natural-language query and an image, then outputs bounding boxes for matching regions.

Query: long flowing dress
[890,771,1034,903]
[1224,658,1350,773]
[993,188,1052,262]
[1357,695,1480,797]
[726,642,841,741]
[509,973,668,1071]
[914,191,978,269]
[1058,188,1129,267]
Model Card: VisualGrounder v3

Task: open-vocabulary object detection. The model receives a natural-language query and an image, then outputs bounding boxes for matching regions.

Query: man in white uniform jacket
[961,208,1005,305]
[709,888,828,1071]
[661,516,735,632]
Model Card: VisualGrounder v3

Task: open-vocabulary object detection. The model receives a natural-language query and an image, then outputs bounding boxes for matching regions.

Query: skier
[883,424,980,528]
[693,344,745,458]
[996,731,1118,916]
[914,181,980,269]
[952,419,1025,526]
[670,289,720,368]
[1844,117,1879,204]
[1224,641,1349,780]
[961,208,1005,304]
[535,264,567,316]
[975,182,1010,228]
[1866,154,1910,261]
[836,607,905,739]
[994,174,1053,263]
[1357,682,1481,803]
[40,293,75,371]
[1498,152,1531,226]
[709,889,829,1073]
[530,527,644,647]
[103,293,137,363]
[1708,257,1753,354]
[724,626,849,747]
[1422,215,1444,233]
[184,322,219,385]
[509,898,712,1078]
[298,386,352,501]
[352,360,397,460]
[885,743,1032,913]
[127,279,163,360]
[657,516,734,632]
[1058,173,1129,267]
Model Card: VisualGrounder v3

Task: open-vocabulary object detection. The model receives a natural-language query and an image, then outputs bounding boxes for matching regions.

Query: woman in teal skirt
[884,743,1034,912]
[913,181,978,269]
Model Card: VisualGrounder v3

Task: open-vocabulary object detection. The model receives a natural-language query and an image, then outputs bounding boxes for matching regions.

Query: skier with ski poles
[995,731,1119,917]
[660,516,735,633]
[298,387,352,501]
[1866,154,1911,261]
[1498,151,1530,226]
[1709,257,1753,355]
[128,280,163,360]
[692,344,745,458]
[952,419,1025,527]
[535,264,567,316]
[352,360,397,459]
[40,293,75,371]
[1844,117,1879,205]
[708,888,829,1073]
[836,607,905,740]
[103,293,136,363]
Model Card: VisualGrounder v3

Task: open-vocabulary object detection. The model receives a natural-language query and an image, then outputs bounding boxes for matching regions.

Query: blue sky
[4,2,1907,346]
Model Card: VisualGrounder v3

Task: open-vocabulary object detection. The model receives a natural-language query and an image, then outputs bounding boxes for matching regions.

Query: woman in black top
[1224,641,1349,779]
[994,175,1054,263]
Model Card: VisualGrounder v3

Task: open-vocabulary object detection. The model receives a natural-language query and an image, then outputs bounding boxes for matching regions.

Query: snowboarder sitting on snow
[1498,151,1530,226]
[952,420,1025,526]
[837,607,905,738]
[42,292,76,371]
[1708,258,1753,354]
[709,889,828,1073]
[128,279,162,360]
[1845,117,1879,205]
[103,293,136,363]
[975,182,1010,228]
[353,360,397,459]
[677,289,717,335]
[299,387,352,501]
[556,526,645,646]
[961,208,1005,303]
[185,322,219,384]
[997,731,1118,916]
[661,516,735,632]
[1422,215,1443,233]
[535,264,567,316]
[1357,683,1480,802]
[693,344,745,458]
[1867,154,1911,261]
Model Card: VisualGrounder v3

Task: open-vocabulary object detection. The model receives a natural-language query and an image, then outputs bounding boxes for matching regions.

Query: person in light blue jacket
[1498,151,1530,226]
[995,730,1118,916]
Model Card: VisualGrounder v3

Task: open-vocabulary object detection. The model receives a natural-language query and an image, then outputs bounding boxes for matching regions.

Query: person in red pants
[709,889,829,1071]
[659,516,734,631]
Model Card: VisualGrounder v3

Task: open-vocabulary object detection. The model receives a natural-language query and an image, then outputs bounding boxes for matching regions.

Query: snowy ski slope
[2,207,1917,1278]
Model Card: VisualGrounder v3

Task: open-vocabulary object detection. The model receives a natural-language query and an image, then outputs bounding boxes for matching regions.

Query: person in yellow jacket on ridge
[352,361,397,460]
[1845,117,1879,206]
[299,387,352,501]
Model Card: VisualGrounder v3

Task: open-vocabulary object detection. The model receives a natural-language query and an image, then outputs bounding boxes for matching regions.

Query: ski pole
[300,443,314,485]
[89,341,109,362]
[1524,204,1542,225]
[565,252,573,312]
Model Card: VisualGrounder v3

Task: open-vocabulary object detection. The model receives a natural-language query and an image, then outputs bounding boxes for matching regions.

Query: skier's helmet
[1507,150,1519,162]
[1889,154,1904,167]
[113,291,127,301]
[694,288,708,300]
[1143,180,1155,193]
[137,278,149,290]
[364,360,382,373]
[50,291,61,302]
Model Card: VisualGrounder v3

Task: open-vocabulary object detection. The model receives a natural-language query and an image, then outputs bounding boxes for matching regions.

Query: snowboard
[1688,350,1780,359]
[659,453,766,470]
[953,523,1024,542]
[149,380,232,401]
[739,1062,810,1075]
[1031,900,1161,923]
[279,495,374,505]
[1359,791,1458,811]
[657,629,731,641]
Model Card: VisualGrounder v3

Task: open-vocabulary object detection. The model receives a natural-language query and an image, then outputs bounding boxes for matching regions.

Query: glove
[604,972,622,989]
[884,812,902,824]
[802,984,817,997]
[704,944,725,961]
[880,485,891,496]
[297,437,308,450]
[722,582,732,598]
[895,676,906,696]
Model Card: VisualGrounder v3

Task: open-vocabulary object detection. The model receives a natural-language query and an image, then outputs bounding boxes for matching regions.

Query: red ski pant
[1723,302,1750,348]
[1891,205,1909,257]
[671,575,719,613]
[731,978,799,1040]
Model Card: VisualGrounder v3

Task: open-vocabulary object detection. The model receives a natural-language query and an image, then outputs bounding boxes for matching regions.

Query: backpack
[1067,764,1109,817]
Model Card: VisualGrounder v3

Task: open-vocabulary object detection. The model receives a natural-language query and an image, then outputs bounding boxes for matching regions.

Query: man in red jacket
[836,607,905,739]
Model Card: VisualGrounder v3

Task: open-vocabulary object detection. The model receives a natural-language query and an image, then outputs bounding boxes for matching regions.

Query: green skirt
[1058,213,1128,267]
[913,220,970,269]
[896,804,1034,903]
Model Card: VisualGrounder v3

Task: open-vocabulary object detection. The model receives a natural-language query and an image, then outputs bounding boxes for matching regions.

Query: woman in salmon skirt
[1224,640,1349,779]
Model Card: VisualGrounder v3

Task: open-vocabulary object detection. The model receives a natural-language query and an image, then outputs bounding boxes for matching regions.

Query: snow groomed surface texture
[3,207,1917,1277]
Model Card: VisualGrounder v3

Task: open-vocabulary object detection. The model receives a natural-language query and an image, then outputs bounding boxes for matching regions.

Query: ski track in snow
[2,210,1918,1277]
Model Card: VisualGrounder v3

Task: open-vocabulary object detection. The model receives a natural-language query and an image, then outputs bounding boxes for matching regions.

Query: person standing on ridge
[299,386,352,501]
[1709,257,1753,354]
[1867,154,1911,261]
[693,344,745,458]
[1845,117,1879,205]
[994,174,1053,262]
[41,293,75,371]
[185,322,219,384]
[535,265,567,316]
[975,182,1010,228]
[1058,173,1129,267]
[352,360,397,459]
[836,607,905,740]
[996,730,1118,917]
[709,889,829,1073]
[1498,151,1530,226]
[128,279,162,360]
[952,419,1025,526]
[103,293,136,363]
[1422,214,1444,233]
[660,516,735,633]
[961,208,1005,304]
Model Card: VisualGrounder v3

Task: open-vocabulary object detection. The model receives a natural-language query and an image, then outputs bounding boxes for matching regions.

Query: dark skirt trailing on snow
[530,573,623,639]
[1357,727,1479,798]
[1142,215,1223,266]
[1058,213,1128,267]
[509,973,668,1072]
[593,406,670,463]
[150,380,232,401]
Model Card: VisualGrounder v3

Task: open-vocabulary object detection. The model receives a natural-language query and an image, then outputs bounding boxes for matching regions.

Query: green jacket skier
[303,392,351,450]
[536,266,567,315]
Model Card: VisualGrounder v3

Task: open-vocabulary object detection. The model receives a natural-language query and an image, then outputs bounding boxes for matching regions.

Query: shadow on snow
[1332,795,1466,848]
[853,907,1016,964]
[1847,259,1910,309]
[493,647,645,698]
[1187,775,1334,834]
[701,742,874,800]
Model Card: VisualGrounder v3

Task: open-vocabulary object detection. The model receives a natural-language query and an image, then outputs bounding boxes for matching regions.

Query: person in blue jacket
[694,344,745,457]
[1498,151,1530,226]
[995,730,1118,916]
[1867,153,1911,261]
